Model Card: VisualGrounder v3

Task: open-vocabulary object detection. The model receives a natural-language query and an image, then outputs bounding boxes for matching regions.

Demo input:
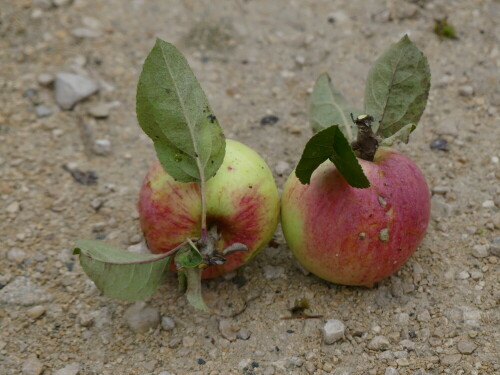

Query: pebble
[385,367,399,375]
[0,277,53,306]
[429,138,448,151]
[417,309,431,322]
[88,103,110,118]
[127,241,149,254]
[275,161,291,176]
[436,118,458,137]
[27,305,46,319]
[7,248,27,264]
[263,366,275,375]
[472,244,489,258]
[490,237,500,257]
[93,139,111,155]
[237,328,251,340]
[124,301,160,333]
[481,200,495,208]
[457,271,470,280]
[22,354,44,375]
[263,265,284,279]
[158,372,173,375]
[431,195,452,218]
[440,353,462,365]
[71,28,101,38]
[218,319,237,341]
[458,85,474,97]
[457,340,477,354]
[54,363,81,375]
[53,0,72,6]
[322,319,345,344]
[161,316,176,331]
[129,234,142,245]
[6,201,20,214]
[367,336,390,351]
[54,73,99,110]
[35,104,53,118]
[37,73,54,87]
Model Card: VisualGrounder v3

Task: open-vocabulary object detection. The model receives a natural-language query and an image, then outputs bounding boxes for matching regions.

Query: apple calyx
[350,114,380,162]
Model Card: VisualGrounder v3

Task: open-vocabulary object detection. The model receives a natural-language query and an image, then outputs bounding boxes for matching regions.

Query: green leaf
[295,125,370,188]
[136,38,226,182]
[310,73,362,141]
[364,35,430,138]
[380,123,416,146]
[184,267,210,312]
[73,239,172,301]
[175,243,202,269]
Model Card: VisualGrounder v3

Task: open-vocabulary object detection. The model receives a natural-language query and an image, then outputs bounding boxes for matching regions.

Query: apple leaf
[136,38,226,183]
[175,243,203,269]
[73,240,174,301]
[310,73,362,142]
[380,123,416,146]
[295,125,370,188]
[364,35,430,138]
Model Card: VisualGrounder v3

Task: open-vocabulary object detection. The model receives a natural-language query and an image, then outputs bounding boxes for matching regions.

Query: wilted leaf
[380,123,416,146]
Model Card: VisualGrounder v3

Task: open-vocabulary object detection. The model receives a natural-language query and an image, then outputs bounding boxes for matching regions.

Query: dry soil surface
[1,0,499,374]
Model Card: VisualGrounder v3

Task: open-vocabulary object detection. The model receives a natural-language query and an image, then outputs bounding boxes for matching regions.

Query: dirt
[1,0,499,374]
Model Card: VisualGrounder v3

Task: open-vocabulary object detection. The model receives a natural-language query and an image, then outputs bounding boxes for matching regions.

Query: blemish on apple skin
[379,228,390,242]
[377,196,387,207]
[227,166,233,171]
[358,232,366,240]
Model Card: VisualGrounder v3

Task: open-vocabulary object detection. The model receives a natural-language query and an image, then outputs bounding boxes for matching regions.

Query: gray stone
[436,118,458,137]
[322,319,345,344]
[6,201,20,214]
[22,355,44,375]
[7,248,27,264]
[124,302,160,333]
[0,277,53,306]
[218,319,237,341]
[457,340,477,354]
[431,195,452,219]
[27,305,46,319]
[263,265,284,280]
[275,161,291,176]
[458,85,474,97]
[37,73,54,87]
[88,103,110,118]
[490,237,500,257]
[54,363,81,375]
[93,139,111,155]
[237,328,251,340]
[367,336,390,351]
[400,339,415,350]
[55,73,99,110]
[157,372,173,375]
[35,104,53,118]
[71,28,101,38]
[161,316,175,331]
[53,0,72,6]
[385,367,399,375]
[457,271,470,280]
[417,309,431,322]
[472,244,489,258]
[441,353,462,365]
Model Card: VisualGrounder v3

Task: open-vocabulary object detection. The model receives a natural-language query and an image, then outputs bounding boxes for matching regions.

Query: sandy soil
[1,0,499,374]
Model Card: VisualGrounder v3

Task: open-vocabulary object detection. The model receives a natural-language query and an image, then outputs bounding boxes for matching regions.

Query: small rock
[238,359,252,369]
[237,328,251,340]
[457,271,470,280]
[124,301,160,333]
[430,138,449,151]
[7,248,27,264]
[88,103,110,118]
[54,363,80,375]
[472,244,489,258]
[385,367,399,375]
[470,271,483,280]
[35,104,53,118]
[263,265,284,280]
[490,238,500,257]
[432,186,450,195]
[263,366,275,375]
[53,0,72,6]
[78,312,94,327]
[417,310,431,322]
[6,201,20,214]
[158,372,173,375]
[55,73,99,110]
[436,118,458,137]
[458,85,474,97]
[22,354,44,375]
[431,195,452,219]
[27,305,46,319]
[400,340,415,351]
[367,336,390,351]
[260,115,279,126]
[218,319,237,341]
[440,353,462,365]
[37,73,54,87]
[0,277,53,306]
[127,241,149,254]
[457,340,477,354]
[161,316,176,331]
[322,319,345,344]
[481,200,495,208]
[283,356,304,369]
[93,139,111,155]
[182,336,195,347]
[275,161,291,176]
[71,28,101,38]
[129,234,142,245]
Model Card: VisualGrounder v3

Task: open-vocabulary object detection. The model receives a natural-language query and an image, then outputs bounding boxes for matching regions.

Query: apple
[138,139,280,279]
[281,147,430,287]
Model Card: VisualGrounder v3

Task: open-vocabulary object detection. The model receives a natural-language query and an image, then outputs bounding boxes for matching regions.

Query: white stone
[54,362,80,375]
[322,319,345,344]
[275,161,291,176]
[431,195,452,218]
[22,355,44,375]
[481,200,495,208]
[6,201,20,214]
[7,248,27,264]
[263,265,284,279]
[93,139,111,155]
[385,367,399,375]
[55,73,99,110]
[161,316,176,331]
[472,244,489,258]
[0,277,53,306]
[124,302,160,333]
[367,336,390,351]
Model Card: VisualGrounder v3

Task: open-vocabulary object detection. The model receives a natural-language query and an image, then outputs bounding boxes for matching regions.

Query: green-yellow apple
[281,147,430,287]
[139,139,280,279]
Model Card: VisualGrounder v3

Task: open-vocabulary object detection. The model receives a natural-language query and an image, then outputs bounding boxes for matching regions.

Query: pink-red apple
[281,147,430,286]
[138,139,280,279]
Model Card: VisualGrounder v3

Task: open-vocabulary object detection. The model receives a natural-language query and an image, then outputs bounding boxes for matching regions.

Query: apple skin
[281,147,430,287]
[138,139,280,279]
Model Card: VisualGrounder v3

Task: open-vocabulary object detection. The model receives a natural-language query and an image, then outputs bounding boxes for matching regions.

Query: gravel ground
[1,0,499,374]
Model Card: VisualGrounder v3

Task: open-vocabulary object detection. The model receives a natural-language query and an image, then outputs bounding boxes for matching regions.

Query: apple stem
[350,115,379,161]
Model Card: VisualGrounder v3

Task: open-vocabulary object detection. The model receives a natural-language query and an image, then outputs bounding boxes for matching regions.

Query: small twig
[350,114,379,161]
